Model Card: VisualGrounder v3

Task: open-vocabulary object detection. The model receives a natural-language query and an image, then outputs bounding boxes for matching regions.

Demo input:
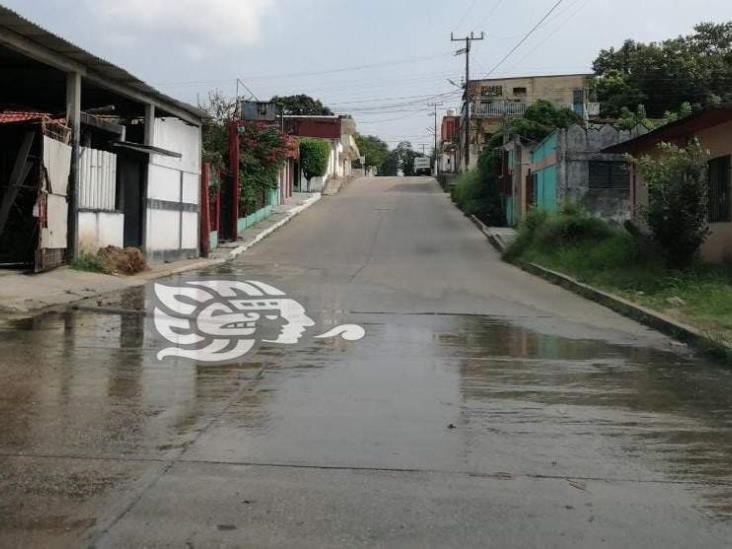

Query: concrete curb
[467,214,731,361]
[521,263,732,362]
[228,193,321,259]
[469,215,506,253]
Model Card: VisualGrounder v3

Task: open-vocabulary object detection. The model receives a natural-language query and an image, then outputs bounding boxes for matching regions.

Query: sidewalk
[211,192,320,260]
[469,215,518,253]
[0,192,321,316]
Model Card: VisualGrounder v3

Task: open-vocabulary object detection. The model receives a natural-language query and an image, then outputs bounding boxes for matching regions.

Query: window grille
[708,155,731,223]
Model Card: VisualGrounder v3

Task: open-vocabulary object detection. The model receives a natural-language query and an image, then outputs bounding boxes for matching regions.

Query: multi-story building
[439,110,461,174]
[458,73,599,170]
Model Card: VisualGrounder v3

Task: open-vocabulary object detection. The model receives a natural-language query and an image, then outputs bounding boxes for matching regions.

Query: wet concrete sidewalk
[0,193,320,317]
[1,177,731,548]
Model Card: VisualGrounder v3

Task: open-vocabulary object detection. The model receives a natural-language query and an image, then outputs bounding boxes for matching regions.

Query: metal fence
[79,147,117,211]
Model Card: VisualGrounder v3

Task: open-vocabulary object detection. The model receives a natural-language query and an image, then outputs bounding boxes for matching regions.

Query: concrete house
[524,124,649,224]
[284,115,359,192]
[0,6,205,270]
[604,104,732,264]
[459,74,600,171]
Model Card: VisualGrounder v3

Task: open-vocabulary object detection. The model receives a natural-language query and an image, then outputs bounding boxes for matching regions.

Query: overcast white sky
[4,0,731,149]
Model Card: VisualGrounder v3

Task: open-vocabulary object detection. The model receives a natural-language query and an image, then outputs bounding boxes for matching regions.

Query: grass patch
[505,207,732,346]
[71,252,112,274]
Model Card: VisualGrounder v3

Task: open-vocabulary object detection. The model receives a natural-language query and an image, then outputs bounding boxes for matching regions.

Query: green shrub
[533,203,612,248]
[634,139,710,268]
[299,138,331,188]
[504,203,612,261]
[72,252,111,274]
[503,208,548,261]
[451,169,504,225]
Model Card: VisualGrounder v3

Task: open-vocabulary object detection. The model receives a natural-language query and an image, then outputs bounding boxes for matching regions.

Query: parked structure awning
[110,141,182,158]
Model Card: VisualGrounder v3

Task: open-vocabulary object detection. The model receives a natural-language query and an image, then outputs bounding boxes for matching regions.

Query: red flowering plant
[238,121,289,214]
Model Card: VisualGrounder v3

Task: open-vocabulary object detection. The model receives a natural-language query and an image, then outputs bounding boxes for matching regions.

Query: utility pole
[451,32,484,171]
[427,101,444,174]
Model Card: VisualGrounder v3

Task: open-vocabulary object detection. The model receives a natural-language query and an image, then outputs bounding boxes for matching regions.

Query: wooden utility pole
[451,32,484,171]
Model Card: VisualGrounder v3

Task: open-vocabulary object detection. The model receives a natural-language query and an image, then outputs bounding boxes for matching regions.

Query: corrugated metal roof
[0,6,206,121]
[0,111,61,124]
[603,104,732,154]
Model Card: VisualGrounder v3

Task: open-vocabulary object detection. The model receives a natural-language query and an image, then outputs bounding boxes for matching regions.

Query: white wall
[78,211,124,253]
[41,136,71,250]
[145,117,202,258]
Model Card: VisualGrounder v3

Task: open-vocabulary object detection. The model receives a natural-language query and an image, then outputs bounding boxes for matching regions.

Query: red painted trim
[200,163,211,258]
[229,120,241,238]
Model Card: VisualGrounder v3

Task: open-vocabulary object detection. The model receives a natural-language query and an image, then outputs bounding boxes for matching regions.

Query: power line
[504,0,592,71]
[482,0,565,78]
[475,0,506,31]
[155,52,454,87]
[454,0,480,31]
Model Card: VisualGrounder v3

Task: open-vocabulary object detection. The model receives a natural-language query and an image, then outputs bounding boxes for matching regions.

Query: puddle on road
[0,303,731,522]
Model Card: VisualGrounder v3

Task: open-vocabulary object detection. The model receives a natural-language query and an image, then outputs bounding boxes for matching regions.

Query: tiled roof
[0,111,59,124]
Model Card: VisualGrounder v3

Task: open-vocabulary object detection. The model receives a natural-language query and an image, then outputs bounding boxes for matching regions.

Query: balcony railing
[472,100,602,119]
[472,101,528,118]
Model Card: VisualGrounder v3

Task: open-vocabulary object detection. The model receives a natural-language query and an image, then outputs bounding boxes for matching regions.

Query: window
[708,155,731,223]
[589,161,630,190]
[513,87,527,97]
[481,85,502,97]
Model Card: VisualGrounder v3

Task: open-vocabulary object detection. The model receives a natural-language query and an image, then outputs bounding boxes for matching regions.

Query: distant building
[459,74,599,170]
[439,109,460,174]
[284,115,359,192]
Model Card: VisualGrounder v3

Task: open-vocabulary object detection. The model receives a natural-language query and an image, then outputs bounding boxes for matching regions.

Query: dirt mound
[97,246,148,275]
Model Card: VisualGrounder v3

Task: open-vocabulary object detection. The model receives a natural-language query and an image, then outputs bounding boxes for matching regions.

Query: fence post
[200,163,211,258]
[229,120,240,239]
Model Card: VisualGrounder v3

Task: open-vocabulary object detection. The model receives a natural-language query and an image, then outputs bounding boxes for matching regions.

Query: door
[36,134,71,272]
[118,154,145,248]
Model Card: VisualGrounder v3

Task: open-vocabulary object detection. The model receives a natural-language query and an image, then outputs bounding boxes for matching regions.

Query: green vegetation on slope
[504,206,732,345]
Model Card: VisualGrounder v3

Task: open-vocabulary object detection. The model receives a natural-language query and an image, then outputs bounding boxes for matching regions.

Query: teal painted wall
[504,196,518,226]
[534,165,558,212]
[531,132,558,163]
[531,131,559,212]
[237,188,279,235]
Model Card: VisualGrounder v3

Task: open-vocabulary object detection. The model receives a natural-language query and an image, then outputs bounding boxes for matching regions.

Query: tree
[199,90,237,170]
[397,142,419,176]
[239,122,290,213]
[299,138,331,191]
[592,22,732,118]
[272,94,333,116]
[379,142,418,177]
[508,99,583,142]
[634,139,710,267]
[353,134,389,173]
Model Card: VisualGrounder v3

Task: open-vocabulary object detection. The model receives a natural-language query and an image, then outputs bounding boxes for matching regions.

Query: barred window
[481,85,502,97]
[589,161,629,190]
[708,155,731,223]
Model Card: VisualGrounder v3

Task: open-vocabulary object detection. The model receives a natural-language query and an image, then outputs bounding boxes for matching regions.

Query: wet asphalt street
[2,176,732,548]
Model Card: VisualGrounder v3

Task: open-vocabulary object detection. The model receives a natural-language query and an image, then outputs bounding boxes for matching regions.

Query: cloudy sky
[4,0,731,149]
